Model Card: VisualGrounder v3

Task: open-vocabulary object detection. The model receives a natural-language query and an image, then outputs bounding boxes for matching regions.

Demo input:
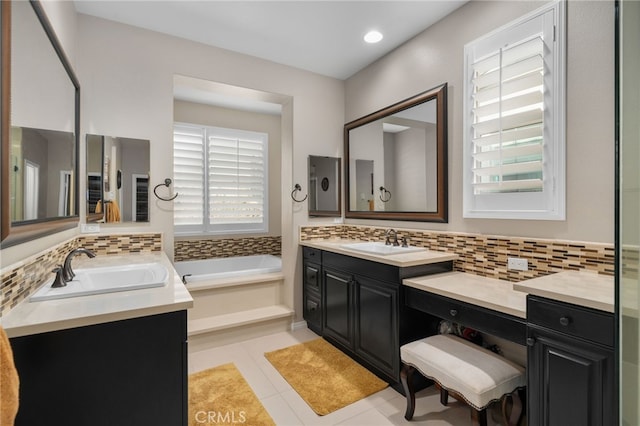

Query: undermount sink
[341,242,426,256]
[30,262,169,302]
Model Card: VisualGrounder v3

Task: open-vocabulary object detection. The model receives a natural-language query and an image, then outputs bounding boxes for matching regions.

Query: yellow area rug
[188,363,275,426]
[265,338,388,415]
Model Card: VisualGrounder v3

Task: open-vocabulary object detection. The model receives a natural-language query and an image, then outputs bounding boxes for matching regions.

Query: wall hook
[379,186,392,203]
[153,178,178,202]
[291,183,307,203]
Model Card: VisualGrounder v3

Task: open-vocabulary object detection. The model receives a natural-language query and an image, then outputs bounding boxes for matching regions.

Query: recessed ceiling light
[364,30,383,44]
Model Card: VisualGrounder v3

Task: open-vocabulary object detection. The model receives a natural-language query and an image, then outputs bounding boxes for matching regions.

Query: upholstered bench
[400,334,525,426]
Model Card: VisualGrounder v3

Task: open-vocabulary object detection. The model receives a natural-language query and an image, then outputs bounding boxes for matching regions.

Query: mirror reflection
[308,155,341,217]
[345,84,448,222]
[86,135,150,223]
[10,127,75,221]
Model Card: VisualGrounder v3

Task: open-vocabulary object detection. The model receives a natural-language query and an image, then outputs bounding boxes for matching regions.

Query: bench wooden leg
[470,408,488,426]
[400,364,416,421]
[501,389,523,426]
[440,388,449,406]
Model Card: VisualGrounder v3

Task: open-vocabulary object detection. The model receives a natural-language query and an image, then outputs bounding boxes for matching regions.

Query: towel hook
[291,183,307,203]
[153,178,178,202]
[379,186,392,203]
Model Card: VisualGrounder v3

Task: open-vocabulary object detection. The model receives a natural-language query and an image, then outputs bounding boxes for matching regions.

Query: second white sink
[341,242,426,256]
[31,262,169,302]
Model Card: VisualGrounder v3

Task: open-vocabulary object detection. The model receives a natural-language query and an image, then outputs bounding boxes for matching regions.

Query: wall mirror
[308,155,341,217]
[85,135,150,224]
[345,83,448,222]
[1,0,80,247]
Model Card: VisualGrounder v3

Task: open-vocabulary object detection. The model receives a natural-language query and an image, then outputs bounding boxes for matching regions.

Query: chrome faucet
[385,229,399,246]
[62,248,96,282]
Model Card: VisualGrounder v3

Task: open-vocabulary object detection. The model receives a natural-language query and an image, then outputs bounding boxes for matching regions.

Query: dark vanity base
[10,310,188,426]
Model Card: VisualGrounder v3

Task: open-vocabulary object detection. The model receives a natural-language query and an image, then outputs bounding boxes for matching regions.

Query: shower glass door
[619,1,640,424]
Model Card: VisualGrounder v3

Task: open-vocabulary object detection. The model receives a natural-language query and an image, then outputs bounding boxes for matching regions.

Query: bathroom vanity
[302,239,616,425]
[2,253,193,426]
[301,240,457,385]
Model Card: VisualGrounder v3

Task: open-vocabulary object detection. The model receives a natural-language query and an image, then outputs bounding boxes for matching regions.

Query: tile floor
[188,327,504,425]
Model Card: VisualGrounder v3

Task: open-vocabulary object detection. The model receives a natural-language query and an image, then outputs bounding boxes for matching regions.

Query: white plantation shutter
[471,35,544,194]
[173,125,205,226]
[208,134,265,225]
[173,123,268,235]
[463,1,565,220]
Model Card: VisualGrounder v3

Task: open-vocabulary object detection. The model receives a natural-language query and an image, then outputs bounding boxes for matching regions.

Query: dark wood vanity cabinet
[526,296,616,426]
[10,310,188,426]
[303,247,323,334]
[304,247,450,384]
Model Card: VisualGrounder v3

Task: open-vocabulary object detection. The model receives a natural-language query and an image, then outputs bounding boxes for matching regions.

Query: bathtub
[173,254,282,284]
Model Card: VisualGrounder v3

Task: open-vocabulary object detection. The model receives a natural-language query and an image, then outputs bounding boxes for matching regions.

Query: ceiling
[73,1,468,81]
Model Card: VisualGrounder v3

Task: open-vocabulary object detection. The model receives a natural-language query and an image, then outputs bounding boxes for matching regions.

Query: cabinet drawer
[406,287,526,345]
[304,263,321,292]
[304,294,322,331]
[527,296,614,347]
[303,247,322,261]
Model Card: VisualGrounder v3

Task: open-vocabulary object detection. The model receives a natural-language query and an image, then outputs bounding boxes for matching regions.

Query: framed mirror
[86,134,104,223]
[345,83,448,222]
[308,155,341,217]
[85,135,150,224]
[1,0,80,247]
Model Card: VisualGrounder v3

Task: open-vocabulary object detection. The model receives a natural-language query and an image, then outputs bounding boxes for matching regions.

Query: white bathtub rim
[173,254,282,286]
[185,271,285,293]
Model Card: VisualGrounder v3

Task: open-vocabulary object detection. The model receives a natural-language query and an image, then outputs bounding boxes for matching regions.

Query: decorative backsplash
[0,233,163,316]
[300,225,614,281]
[174,236,282,262]
[77,233,162,255]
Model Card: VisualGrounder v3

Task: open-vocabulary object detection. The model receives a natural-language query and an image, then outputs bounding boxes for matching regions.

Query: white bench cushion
[401,334,525,410]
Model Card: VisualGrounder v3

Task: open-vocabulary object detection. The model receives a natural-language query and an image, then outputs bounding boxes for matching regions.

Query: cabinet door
[304,294,322,334]
[11,311,187,426]
[323,267,353,349]
[355,276,398,381]
[528,326,615,426]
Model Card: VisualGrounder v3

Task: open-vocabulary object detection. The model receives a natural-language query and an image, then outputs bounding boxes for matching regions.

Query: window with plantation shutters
[463,1,565,220]
[173,123,268,235]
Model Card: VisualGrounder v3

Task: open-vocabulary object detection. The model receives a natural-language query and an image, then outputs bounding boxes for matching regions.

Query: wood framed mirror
[308,155,341,217]
[1,0,80,247]
[344,83,448,222]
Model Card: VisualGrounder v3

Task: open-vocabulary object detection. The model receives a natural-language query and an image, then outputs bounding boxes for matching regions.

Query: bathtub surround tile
[0,233,163,317]
[300,225,614,282]
[174,236,282,262]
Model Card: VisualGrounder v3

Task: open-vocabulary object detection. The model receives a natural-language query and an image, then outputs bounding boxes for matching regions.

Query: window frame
[173,122,269,236]
[462,0,566,220]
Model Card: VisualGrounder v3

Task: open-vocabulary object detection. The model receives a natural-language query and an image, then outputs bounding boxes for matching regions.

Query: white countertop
[2,252,193,338]
[300,239,458,267]
[514,270,614,313]
[403,271,527,319]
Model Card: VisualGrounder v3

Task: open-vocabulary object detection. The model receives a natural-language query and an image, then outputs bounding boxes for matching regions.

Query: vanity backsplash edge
[0,233,162,317]
[299,225,614,281]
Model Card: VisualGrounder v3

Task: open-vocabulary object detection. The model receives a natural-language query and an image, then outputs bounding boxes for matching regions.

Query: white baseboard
[290,320,308,331]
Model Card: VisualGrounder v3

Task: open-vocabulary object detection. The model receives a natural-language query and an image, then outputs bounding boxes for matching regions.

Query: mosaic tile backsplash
[0,233,162,316]
[174,236,282,262]
[300,225,615,281]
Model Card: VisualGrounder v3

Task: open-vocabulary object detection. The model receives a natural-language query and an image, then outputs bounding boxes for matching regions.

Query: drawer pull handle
[526,337,536,347]
[559,316,571,326]
[449,309,458,317]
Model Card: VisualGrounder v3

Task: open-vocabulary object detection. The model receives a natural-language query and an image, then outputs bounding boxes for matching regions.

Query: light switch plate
[507,257,528,271]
